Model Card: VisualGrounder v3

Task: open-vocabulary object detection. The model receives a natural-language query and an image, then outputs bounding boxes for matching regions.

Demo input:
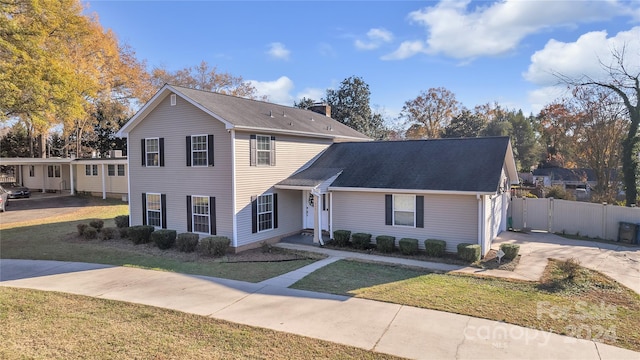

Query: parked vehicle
[0,185,8,212]
[1,182,30,199]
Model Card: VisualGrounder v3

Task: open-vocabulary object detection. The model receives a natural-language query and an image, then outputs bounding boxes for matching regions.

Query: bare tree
[400,87,460,139]
[558,47,639,206]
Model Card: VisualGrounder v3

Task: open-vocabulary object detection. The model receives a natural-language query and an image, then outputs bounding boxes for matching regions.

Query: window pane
[257,136,270,150]
[108,165,115,176]
[92,165,98,176]
[193,215,209,233]
[257,152,270,165]
[258,213,272,231]
[394,195,414,211]
[146,139,158,152]
[394,211,415,226]
[147,194,161,211]
[257,194,273,231]
[147,211,161,227]
[117,164,125,176]
[192,135,207,150]
[86,165,91,176]
[192,151,207,166]
[147,153,158,166]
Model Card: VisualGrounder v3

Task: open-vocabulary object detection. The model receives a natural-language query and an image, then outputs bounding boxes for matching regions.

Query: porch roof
[276,167,343,189]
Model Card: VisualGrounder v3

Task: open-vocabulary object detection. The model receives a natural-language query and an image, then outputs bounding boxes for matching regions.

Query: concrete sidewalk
[1,259,637,360]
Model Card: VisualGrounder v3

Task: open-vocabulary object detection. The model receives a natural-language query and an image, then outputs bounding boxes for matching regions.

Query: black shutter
[186,136,192,167]
[161,194,167,229]
[251,195,257,233]
[273,193,278,229]
[210,196,216,235]
[186,196,192,232]
[141,139,146,166]
[142,193,147,225]
[385,194,392,225]
[249,135,257,166]
[270,136,276,166]
[416,196,424,228]
[159,138,165,167]
[207,134,214,166]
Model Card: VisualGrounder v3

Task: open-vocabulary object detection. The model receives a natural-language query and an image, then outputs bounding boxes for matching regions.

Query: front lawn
[291,259,640,352]
[0,197,319,282]
[0,287,400,359]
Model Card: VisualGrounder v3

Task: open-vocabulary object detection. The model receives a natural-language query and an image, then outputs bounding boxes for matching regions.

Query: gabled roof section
[281,137,518,193]
[117,84,370,141]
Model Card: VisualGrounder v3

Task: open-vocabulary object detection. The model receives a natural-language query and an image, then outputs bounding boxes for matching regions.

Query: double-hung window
[393,194,415,227]
[191,135,208,167]
[191,196,210,233]
[385,194,424,228]
[145,138,159,167]
[146,193,162,227]
[86,165,98,176]
[257,194,274,232]
[108,165,115,176]
[117,164,125,176]
[48,165,61,178]
[257,135,271,166]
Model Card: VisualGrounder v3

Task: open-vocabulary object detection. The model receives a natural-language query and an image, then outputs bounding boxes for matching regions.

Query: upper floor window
[117,164,125,176]
[250,135,275,166]
[186,135,214,167]
[145,138,159,167]
[47,165,61,178]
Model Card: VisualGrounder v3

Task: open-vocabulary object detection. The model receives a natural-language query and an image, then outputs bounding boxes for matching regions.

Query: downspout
[231,129,238,248]
[329,192,333,240]
[477,193,484,255]
[125,136,131,224]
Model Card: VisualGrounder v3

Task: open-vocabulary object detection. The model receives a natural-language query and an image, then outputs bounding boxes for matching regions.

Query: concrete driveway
[0,193,89,225]
[493,231,640,294]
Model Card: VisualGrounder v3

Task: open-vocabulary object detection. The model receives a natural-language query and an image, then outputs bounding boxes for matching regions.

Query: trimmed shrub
[499,243,520,260]
[151,229,177,250]
[457,243,481,263]
[77,223,88,236]
[198,236,230,257]
[398,238,419,255]
[128,225,155,245]
[557,258,581,280]
[114,215,129,228]
[89,219,104,232]
[424,239,446,257]
[351,233,372,249]
[176,233,200,253]
[100,227,117,240]
[83,226,98,240]
[118,227,129,239]
[376,235,396,253]
[333,230,351,247]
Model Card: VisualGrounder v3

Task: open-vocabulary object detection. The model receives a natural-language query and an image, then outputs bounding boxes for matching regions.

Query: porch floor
[281,232,331,246]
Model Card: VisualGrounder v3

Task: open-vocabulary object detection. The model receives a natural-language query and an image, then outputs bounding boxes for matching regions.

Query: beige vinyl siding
[234,131,332,246]
[332,192,478,252]
[21,165,44,190]
[128,93,233,237]
[21,164,71,192]
[74,164,128,195]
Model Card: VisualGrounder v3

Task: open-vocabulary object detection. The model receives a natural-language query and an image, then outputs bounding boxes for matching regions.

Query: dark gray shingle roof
[172,86,369,140]
[279,137,511,193]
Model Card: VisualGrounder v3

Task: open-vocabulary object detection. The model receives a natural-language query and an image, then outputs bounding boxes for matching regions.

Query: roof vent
[310,117,314,121]
[289,122,293,126]
[170,94,176,106]
[269,110,273,118]
[283,111,286,117]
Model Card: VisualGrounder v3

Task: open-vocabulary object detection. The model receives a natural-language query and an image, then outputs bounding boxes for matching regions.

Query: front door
[304,191,329,232]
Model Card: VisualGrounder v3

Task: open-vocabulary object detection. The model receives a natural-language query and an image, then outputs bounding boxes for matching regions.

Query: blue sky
[84,0,640,124]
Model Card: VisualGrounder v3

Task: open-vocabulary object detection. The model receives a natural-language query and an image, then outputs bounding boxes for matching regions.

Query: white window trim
[146,192,162,228]
[86,164,98,176]
[191,195,210,235]
[257,193,274,232]
[392,194,416,228]
[145,137,160,167]
[191,134,208,167]
[256,134,271,166]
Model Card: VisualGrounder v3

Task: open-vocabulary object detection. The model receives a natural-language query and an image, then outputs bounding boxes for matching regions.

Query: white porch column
[70,163,75,195]
[41,165,46,193]
[313,193,322,244]
[101,163,106,199]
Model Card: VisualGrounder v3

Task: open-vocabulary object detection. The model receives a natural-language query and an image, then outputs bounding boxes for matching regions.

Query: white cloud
[317,42,337,57]
[381,40,426,60]
[391,0,631,60]
[355,28,394,50]
[248,76,295,105]
[523,27,640,86]
[266,42,290,61]
[296,87,325,102]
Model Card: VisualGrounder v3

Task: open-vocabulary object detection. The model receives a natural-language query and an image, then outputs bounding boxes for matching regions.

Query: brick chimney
[309,103,331,118]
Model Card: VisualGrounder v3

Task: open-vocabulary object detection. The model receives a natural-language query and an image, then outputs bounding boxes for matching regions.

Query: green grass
[0,197,317,283]
[291,259,640,352]
[0,287,401,360]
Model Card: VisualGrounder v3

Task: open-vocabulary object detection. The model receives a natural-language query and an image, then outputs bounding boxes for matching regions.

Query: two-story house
[116,84,369,251]
[118,85,518,255]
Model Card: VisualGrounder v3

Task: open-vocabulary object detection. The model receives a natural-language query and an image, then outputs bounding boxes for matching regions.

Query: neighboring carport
[0,157,75,195]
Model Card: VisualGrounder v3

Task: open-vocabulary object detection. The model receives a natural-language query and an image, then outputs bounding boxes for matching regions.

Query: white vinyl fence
[510,197,640,241]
